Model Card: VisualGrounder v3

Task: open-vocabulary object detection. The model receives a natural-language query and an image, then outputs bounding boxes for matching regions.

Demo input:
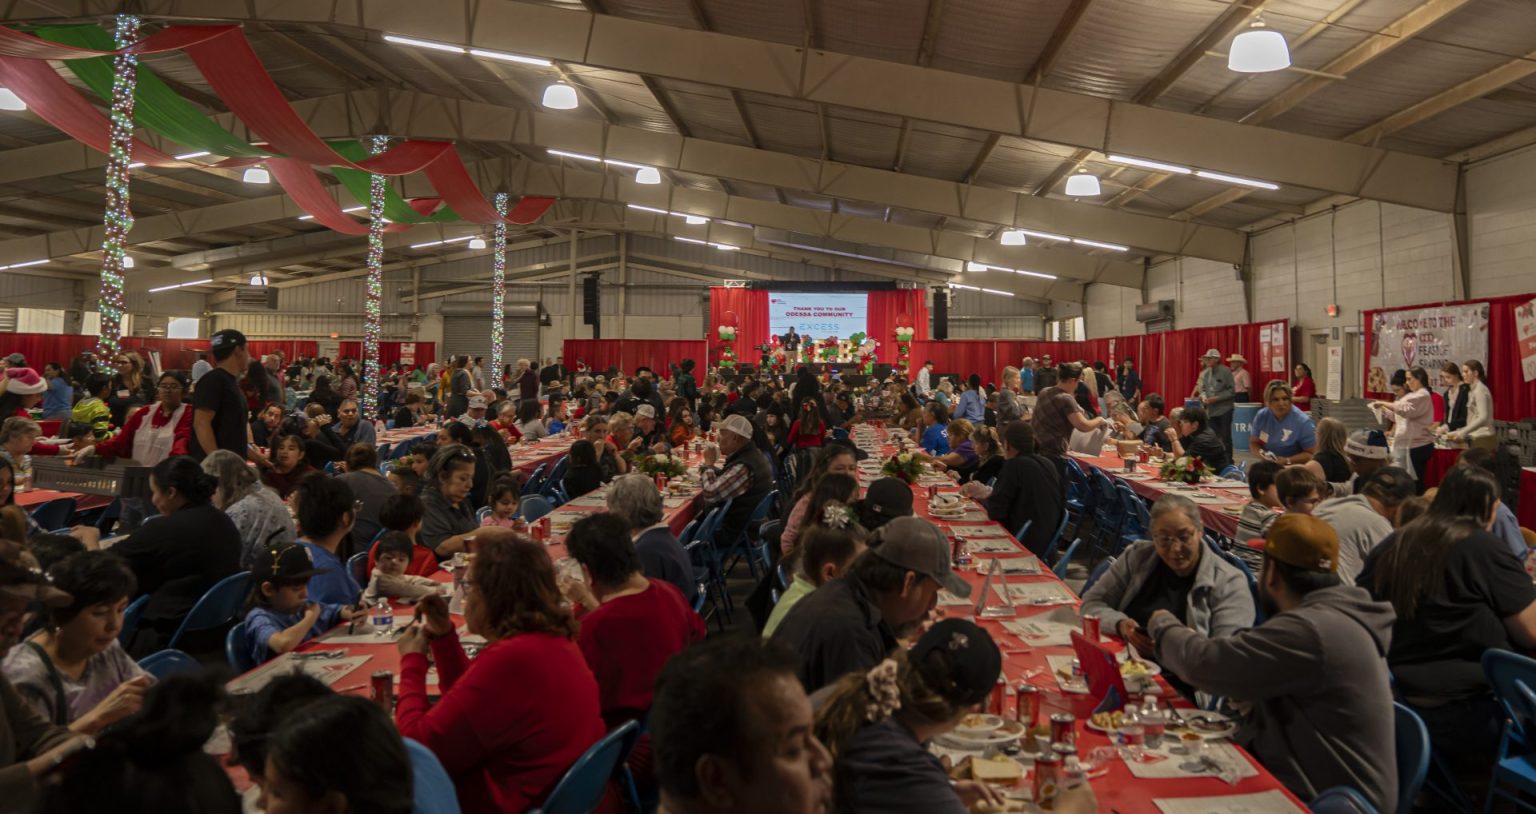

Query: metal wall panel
[443,313,538,368]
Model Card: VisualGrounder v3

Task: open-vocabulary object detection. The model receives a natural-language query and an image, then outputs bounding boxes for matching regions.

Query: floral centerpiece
[881,450,930,484]
[636,452,689,478]
[1159,454,1214,484]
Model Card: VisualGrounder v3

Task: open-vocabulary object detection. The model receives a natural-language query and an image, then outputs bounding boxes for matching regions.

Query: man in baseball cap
[771,515,968,692]
[1148,513,1398,810]
[633,403,668,453]
[191,328,252,461]
[1192,347,1236,458]
[697,412,772,571]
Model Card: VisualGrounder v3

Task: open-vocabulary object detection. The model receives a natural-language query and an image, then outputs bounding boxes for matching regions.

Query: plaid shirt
[1031,386,1082,457]
[700,458,752,505]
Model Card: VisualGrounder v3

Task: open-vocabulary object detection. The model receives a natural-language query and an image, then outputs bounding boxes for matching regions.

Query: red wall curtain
[336,341,436,370]
[563,340,615,373]
[0,333,329,373]
[561,340,707,378]
[707,288,769,367]
[908,341,996,383]
[1364,294,1534,421]
[867,289,929,363]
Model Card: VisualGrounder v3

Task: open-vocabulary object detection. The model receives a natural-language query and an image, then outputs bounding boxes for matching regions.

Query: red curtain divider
[561,340,707,378]
[334,341,436,370]
[866,289,929,364]
[908,341,996,384]
[1364,293,1534,421]
[707,288,769,367]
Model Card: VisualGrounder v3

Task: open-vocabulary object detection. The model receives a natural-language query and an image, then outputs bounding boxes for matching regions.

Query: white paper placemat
[968,536,1024,554]
[1128,742,1259,781]
[229,653,372,695]
[946,523,1013,538]
[993,581,1075,605]
[1003,608,1083,649]
[1152,790,1297,813]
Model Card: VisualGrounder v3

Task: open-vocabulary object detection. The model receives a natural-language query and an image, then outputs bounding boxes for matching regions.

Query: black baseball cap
[858,478,914,523]
[253,543,330,584]
[209,328,248,360]
[909,618,1001,706]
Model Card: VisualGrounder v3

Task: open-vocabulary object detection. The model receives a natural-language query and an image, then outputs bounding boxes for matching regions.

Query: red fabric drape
[334,341,436,370]
[561,340,707,378]
[0,334,321,372]
[1364,294,1534,421]
[707,288,769,368]
[867,289,929,364]
[908,341,997,384]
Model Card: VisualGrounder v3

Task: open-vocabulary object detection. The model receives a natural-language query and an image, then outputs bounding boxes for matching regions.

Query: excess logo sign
[769,293,869,340]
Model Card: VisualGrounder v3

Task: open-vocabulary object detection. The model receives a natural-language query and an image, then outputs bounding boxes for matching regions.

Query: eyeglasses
[156,383,182,391]
[1151,530,1198,548]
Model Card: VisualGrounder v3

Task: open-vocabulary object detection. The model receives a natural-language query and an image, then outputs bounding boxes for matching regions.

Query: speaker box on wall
[583,275,601,338]
[932,287,949,341]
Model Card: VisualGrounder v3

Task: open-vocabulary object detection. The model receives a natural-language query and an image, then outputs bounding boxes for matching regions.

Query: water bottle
[1140,697,1167,748]
[1118,706,1145,758]
[371,599,394,637]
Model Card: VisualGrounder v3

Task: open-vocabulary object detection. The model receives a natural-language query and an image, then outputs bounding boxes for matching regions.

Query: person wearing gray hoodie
[1149,513,1398,813]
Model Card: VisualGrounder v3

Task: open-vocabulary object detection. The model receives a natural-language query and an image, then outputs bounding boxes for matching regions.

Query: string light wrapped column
[361,134,387,418]
[490,192,508,379]
[94,14,140,359]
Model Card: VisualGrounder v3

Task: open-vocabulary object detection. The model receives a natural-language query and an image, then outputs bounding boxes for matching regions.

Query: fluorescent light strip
[1107,154,1192,174]
[0,259,46,270]
[981,288,1015,297]
[174,151,210,160]
[964,261,1057,280]
[127,162,145,169]
[298,206,367,221]
[602,158,647,171]
[673,236,737,252]
[548,149,601,163]
[548,150,657,175]
[713,244,739,251]
[626,204,708,224]
[1015,269,1057,280]
[384,35,464,54]
[948,283,980,291]
[1194,170,1279,190]
[1072,238,1129,252]
[147,278,212,293]
[674,236,708,245]
[1017,229,1071,242]
[408,236,475,249]
[468,48,551,67]
[965,261,987,272]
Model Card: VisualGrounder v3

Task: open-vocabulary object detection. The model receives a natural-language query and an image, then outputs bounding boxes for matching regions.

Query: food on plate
[961,713,988,728]
[969,753,1023,784]
[1089,711,1125,730]
[972,800,1028,813]
[1119,659,1151,677]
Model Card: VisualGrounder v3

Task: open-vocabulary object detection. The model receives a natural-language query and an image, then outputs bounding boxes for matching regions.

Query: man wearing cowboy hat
[1191,348,1236,457]
[1228,353,1252,402]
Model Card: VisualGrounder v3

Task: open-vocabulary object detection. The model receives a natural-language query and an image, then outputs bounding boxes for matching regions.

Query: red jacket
[364,538,441,576]
[397,631,619,814]
[91,404,192,461]
[11,408,59,456]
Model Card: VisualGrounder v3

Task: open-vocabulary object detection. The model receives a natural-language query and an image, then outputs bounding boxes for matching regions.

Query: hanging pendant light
[468,236,488,250]
[542,82,578,109]
[1228,19,1291,73]
[242,165,271,184]
[999,230,1027,246]
[0,88,25,111]
[249,273,268,286]
[635,167,662,185]
[1064,172,1102,197]
[122,255,135,269]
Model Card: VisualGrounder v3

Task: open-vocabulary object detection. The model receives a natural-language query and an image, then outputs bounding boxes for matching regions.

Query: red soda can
[1049,712,1076,747]
[1015,683,1040,726]
[951,533,963,566]
[990,677,1007,715]
[1082,613,1101,642]
[1138,447,1149,464]
[655,472,666,491]
[370,670,394,711]
[1032,752,1061,803]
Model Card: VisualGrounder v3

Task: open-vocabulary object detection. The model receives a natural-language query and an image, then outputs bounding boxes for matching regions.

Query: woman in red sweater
[787,398,827,449]
[396,530,619,814]
[85,371,193,467]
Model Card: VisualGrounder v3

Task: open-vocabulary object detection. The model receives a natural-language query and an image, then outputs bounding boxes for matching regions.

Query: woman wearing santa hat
[0,367,63,455]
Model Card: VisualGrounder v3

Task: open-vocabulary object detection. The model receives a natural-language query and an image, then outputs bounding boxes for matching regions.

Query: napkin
[1152,791,1301,814]
[993,581,1074,605]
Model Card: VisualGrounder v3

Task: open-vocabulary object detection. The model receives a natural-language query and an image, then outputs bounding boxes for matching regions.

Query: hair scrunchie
[863,658,902,722]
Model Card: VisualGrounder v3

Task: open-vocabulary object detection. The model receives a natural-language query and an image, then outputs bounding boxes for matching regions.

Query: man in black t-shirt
[190,328,251,461]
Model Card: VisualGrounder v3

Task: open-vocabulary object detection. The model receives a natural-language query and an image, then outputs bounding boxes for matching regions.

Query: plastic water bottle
[371,600,394,637]
[1140,697,1167,748]
[1118,706,1146,759]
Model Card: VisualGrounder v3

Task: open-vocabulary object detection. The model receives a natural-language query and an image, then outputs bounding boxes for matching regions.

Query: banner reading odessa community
[1367,303,1489,388]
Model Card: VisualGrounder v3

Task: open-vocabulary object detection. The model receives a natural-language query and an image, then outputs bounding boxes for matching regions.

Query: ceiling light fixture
[409,235,476,249]
[547,149,601,163]
[1228,18,1291,73]
[1107,155,1192,174]
[383,34,464,54]
[999,230,1027,246]
[1017,229,1071,242]
[468,48,551,67]
[123,255,134,269]
[965,261,987,272]
[981,288,1015,297]
[249,273,268,286]
[127,162,145,169]
[714,244,739,251]
[0,88,25,111]
[468,237,488,250]
[542,82,579,110]
[1,260,46,270]
[298,206,365,222]
[602,158,648,171]
[635,167,662,185]
[173,151,210,160]
[1194,170,1280,190]
[242,166,271,184]
[1072,238,1129,252]
[147,278,212,293]
[684,215,709,225]
[948,283,980,291]
[1014,269,1057,280]
[1064,172,1102,197]
[626,204,669,215]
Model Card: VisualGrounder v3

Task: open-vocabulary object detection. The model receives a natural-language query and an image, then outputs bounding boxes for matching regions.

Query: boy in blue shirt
[241,543,364,665]
[291,472,364,605]
[919,401,951,455]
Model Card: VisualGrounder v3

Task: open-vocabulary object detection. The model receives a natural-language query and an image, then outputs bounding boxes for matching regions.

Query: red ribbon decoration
[0,22,555,226]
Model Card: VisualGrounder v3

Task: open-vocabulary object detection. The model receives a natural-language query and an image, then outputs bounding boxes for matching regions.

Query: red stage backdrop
[707,288,769,367]
[1364,293,1534,421]
[867,289,930,363]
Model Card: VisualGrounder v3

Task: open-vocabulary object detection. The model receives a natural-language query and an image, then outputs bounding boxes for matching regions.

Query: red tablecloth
[1521,468,1536,531]
[1421,447,1463,490]
[15,487,112,513]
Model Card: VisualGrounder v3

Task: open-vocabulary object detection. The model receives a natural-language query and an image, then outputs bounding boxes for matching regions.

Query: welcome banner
[1367,303,1489,386]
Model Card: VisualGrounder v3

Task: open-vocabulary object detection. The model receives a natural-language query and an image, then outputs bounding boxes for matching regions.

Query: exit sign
[1326,304,1340,317]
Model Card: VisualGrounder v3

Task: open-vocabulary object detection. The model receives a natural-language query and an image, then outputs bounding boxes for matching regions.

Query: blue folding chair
[540,456,570,500]
[685,541,723,632]
[1115,483,1149,553]
[531,720,640,814]
[1013,519,1032,544]
[521,464,548,497]
[1062,459,1096,542]
[1310,787,1379,814]
[347,551,370,587]
[137,649,202,680]
[1039,512,1072,565]
[94,497,123,534]
[476,506,494,523]
[118,594,149,648]
[1082,555,1116,594]
[1217,464,1246,482]
[723,491,778,580]
[1394,702,1430,814]
[677,518,700,546]
[225,624,258,673]
[520,495,554,523]
[165,571,252,651]
[1206,540,1264,624]
[1087,467,1125,559]
[29,497,76,532]
[1052,538,1083,580]
[1484,649,1536,813]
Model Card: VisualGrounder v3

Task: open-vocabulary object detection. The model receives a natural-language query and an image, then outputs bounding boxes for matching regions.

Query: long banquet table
[231,428,1306,812]
[1064,450,1256,541]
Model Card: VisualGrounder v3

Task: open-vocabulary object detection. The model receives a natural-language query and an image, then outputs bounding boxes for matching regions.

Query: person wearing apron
[77,371,194,531]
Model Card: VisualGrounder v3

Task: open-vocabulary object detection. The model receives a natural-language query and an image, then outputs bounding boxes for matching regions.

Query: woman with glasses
[1080,493,1253,685]
[105,351,151,428]
[80,371,192,468]
[395,531,615,813]
[419,443,479,558]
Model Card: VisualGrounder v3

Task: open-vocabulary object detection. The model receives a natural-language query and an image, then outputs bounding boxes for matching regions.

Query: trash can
[1231,402,1262,452]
